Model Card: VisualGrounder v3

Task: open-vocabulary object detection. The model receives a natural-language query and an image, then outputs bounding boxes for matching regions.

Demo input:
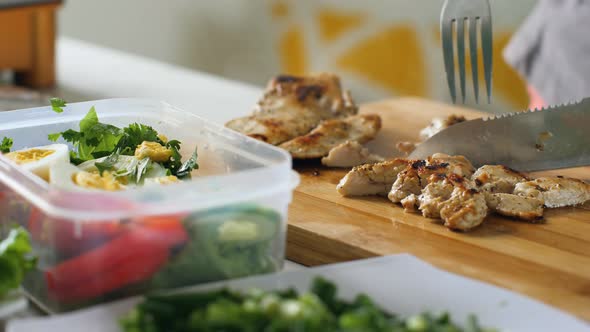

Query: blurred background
[1,0,537,113]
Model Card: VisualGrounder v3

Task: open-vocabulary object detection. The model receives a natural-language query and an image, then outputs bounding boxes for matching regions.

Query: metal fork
[441,0,493,104]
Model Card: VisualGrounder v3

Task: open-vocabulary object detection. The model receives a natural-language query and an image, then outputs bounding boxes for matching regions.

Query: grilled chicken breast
[473,165,529,195]
[337,158,414,196]
[321,141,384,168]
[487,193,544,221]
[428,153,475,177]
[226,73,357,145]
[514,177,590,208]
[417,174,456,219]
[388,155,473,204]
[280,114,381,159]
[419,114,467,140]
[440,184,488,231]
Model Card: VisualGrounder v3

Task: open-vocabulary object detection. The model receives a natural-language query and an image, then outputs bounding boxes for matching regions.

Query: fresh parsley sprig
[47,99,199,179]
[0,137,13,153]
[50,97,67,114]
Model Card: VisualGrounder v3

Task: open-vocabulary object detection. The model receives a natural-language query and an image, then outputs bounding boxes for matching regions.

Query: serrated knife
[409,98,590,171]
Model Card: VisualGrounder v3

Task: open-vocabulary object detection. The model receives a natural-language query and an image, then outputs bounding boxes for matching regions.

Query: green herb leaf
[1,137,13,153]
[161,140,182,175]
[47,133,61,142]
[79,106,99,132]
[0,226,37,298]
[50,97,67,113]
[176,147,199,179]
[116,123,162,156]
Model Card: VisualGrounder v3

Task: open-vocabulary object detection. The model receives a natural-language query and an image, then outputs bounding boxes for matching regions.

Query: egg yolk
[150,175,179,185]
[157,134,169,144]
[135,141,172,162]
[5,149,55,165]
[72,171,126,191]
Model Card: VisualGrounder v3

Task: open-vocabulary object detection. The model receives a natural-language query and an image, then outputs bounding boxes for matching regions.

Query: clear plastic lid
[0,98,299,221]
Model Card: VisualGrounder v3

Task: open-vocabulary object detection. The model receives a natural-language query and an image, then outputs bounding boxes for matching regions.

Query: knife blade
[409,98,590,171]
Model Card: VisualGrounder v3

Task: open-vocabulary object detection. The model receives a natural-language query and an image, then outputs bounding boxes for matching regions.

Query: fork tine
[441,20,456,103]
[456,18,466,103]
[481,15,493,103]
[468,18,479,103]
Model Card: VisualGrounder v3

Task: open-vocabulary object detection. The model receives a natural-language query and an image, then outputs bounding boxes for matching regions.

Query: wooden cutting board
[286,97,590,321]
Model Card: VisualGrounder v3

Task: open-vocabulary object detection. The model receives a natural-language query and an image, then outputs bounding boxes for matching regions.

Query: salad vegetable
[150,205,281,289]
[0,226,36,298]
[0,137,12,154]
[45,216,188,303]
[50,97,67,114]
[46,100,199,184]
[37,205,282,306]
[120,277,497,332]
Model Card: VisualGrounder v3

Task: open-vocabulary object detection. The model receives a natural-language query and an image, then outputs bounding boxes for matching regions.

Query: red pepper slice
[45,215,188,303]
[47,243,169,302]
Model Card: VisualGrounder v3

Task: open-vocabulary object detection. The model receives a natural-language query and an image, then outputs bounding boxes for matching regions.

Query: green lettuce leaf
[0,226,37,298]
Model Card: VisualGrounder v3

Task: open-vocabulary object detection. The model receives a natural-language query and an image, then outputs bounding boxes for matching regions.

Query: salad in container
[0,98,299,313]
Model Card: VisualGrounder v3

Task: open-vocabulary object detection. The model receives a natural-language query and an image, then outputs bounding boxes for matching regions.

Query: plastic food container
[0,99,299,313]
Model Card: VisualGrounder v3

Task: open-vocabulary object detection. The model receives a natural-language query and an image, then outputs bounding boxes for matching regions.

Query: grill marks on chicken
[280,114,381,159]
[226,73,382,161]
[337,158,414,196]
[226,73,358,145]
[321,141,384,168]
[337,154,590,231]
[514,177,590,208]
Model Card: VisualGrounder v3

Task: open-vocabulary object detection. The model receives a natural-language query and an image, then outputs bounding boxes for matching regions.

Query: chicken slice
[280,114,382,159]
[388,156,470,203]
[321,141,384,168]
[388,167,423,203]
[473,165,528,193]
[226,73,357,145]
[486,193,544,221]
[417,174,455,219]
[440,185,488,231]
[337,158,413,196]
[514,177,590,208]
[396,141,417,155]
[401,194,419,213]
[419,114,467,140]
[428,153,475,177]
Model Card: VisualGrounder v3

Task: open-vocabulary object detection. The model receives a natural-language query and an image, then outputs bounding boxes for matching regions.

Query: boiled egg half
[50,162,128,192]
[3,144,69,182]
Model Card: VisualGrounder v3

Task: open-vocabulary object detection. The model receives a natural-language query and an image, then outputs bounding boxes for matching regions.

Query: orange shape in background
[271,1,289,19]
[317,8,366,43]
[337,25,427,97]
[279,25,308,75]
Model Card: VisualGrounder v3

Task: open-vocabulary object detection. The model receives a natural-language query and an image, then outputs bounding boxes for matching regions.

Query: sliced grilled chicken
[337,158,413,196]
[419,114,467,140]
[321,141,384,168]
[280,114,382,159]
[486,193,544,221]
[417,174,455,219]
[514,177,590,208]
[428,153,475,177]
[226,73,357,145]
[440,184,488,231]
[473,165,529,195]
[388,155,473,204]
[401,194,419,212]
[396,141,417,155]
